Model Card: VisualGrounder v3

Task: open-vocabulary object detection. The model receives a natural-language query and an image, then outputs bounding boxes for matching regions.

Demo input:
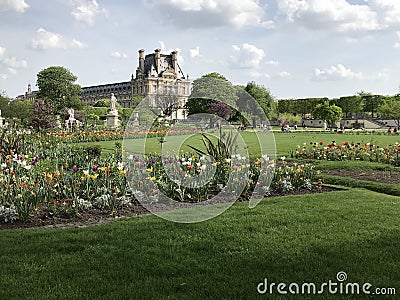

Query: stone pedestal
[0,116,4,128]
[132,111,139,127]
[106,113,120,128]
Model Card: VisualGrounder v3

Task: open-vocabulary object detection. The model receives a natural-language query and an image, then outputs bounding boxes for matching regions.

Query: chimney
[155,48,161,73]
[138,49,145,71]
[171,51,178,73]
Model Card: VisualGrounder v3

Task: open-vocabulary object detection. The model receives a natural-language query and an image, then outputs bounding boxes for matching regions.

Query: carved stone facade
[17,48,191,120]
[80,48,191,119]
[16,83,38,102]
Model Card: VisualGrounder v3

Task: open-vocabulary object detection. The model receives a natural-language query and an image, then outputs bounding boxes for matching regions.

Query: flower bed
[292,141,400,165]
[0,140,318,224]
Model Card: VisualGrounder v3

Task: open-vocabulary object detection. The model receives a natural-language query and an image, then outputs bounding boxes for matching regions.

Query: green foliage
[83,106,108,119]
[278,98,326,115]
[188,73,237,115]
[359,91,385,118]
[189,129,238,159]
[0,127,27,154]
[312,101,343,127]
[278,113,302,124]
[131,96,144,108]
[83,145,102,157]
[201,72,228,81]
[185,98,212,115]
[36,66,82,112]
[377,95,400,127]
[243,82,275,117]
[334,95,363,118]
[0,97,32,124]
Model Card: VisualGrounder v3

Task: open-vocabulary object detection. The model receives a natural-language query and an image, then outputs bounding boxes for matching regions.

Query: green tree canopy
[201,72,228,81]
[312,101,343,128]
[94,98,122,110]
[0,97,32,125]
[358,91,384,118]
[378,95,400,127]
[334,95,363,118]
[242,81,275,119]
[187,73,237,116]
[36,66,83,112]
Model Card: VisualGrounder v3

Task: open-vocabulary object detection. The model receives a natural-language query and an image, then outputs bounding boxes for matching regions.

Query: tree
[201,72,228,81]
[334,95,363,118]
[29,100,56,132]
[242,82,275,119]
[312,101,343,128]
[36,66,82,112]
[10,100,32,125]
[187,72,237,116]
[378,95,400,128]
[359,91,384,118]
[207,102,232,119]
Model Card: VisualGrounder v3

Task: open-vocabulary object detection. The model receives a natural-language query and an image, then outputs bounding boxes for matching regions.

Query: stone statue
[68,108,75,120]
[110,93,117,112]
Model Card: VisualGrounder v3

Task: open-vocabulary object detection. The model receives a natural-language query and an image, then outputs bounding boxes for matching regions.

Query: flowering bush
[292,141,400,165]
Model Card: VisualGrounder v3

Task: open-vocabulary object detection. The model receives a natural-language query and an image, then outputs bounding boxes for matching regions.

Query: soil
[0,185,335,230]
[321,169,400,184]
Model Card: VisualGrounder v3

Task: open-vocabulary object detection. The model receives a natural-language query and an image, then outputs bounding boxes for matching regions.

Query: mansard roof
[142,53,185,79]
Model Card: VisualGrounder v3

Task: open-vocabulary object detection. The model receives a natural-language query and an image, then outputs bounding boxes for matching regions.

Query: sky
[0,0,400,100]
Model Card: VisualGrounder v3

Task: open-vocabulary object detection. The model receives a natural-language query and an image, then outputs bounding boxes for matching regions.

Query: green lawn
[1,189,399,299]
[2,130,400,299]
[94,130,400,157]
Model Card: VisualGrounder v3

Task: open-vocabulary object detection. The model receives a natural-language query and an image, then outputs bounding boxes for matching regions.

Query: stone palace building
[17,48,191,120]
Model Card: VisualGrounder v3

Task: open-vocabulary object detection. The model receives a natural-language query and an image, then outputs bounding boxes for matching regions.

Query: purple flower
[92,164,99,171]
[163,158,175,164]
[71,166,79,172]
[30,156,39,165]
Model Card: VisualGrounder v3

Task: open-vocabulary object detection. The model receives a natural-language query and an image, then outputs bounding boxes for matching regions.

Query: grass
[1,189,399,299]
[88,130,400,158]
[2,130,400,298]
[319,174,400,197]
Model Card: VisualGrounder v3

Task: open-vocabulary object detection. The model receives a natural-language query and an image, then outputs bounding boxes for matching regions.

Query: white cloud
[111,51,128,59]
[7,67,17,75]
[230,43,265,69]
[0,0,29,12]
[158,41,184,65]
[314,64,363,80]
[394,32,400,48]
[2,56,27,69]
[147,0,273,28]
[266,60,279,66]
[0,47,27,79]
[70,0,108,25]
[31,28,87,50]
[249,70,270,79]
[190,46,201,59]
[278,71,291,78]
[278,0,380,33]
[368,0,400,29]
